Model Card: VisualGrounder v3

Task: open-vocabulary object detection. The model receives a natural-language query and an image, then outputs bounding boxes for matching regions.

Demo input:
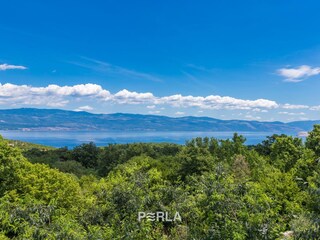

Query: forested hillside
[1,126,320,239]
[0,108,319,132]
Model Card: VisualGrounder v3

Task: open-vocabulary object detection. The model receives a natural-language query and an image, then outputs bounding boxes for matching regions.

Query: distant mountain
[0,108,319,133]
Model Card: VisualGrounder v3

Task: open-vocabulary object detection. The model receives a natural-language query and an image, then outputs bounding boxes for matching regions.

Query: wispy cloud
[0,63,27,71]
[181,70,218,90]
[277,65,320,82]
[186,64,215,73]
[70,57,162,82]
[278,111,306,116]
[281,103,309,109]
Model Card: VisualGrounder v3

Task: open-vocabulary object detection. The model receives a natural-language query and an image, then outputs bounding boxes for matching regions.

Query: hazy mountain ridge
[0,108,319,133]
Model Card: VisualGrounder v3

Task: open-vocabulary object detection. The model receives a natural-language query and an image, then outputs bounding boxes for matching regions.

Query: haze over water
[0,130,299,148]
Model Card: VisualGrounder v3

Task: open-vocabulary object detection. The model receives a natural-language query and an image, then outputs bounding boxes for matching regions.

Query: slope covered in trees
[0,108,319,132]
[1,126,320,239]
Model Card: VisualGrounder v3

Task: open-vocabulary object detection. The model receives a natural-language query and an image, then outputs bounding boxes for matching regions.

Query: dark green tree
[306,124,320,156]
[72,142,100,168]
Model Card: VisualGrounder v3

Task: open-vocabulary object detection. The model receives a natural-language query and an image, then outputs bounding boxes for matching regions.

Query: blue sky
[1,0,320,121]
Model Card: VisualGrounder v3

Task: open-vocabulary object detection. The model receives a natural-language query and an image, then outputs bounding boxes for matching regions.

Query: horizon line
[0,107,319,124]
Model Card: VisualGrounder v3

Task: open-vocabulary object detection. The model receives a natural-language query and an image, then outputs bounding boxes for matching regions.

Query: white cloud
[0,83,109,98]
[244,115,261,120]
[0,63,27,71]
[310,105,320,111]
[252,108,269,113]
[114,89,155,104]
[148,110,160,114]
[75,105,93,111]
[0,83,111,107]
[158,94,278,110]
[146,105,156,109]
[110,88,279,110]
[278,112,306,116]
[299,117,310,121]
[175,111,185,115]
[1,82,315,116]
[278,65,320,82]
[281,103,309,109]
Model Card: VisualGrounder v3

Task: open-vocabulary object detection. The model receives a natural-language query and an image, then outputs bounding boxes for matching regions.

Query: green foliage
[270,136,304,172]
[290,214,320,239]
[306,124,320,156]
[6,139,53,151]
[1,126,320,239]
[0,139,86,238]
[72,142,100,168]
[254,134,288,156]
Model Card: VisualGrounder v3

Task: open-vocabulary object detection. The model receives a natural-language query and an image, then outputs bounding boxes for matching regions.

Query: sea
[0,130,302,148]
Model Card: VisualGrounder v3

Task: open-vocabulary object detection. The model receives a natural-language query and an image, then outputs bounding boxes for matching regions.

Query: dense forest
[1,126,320,239]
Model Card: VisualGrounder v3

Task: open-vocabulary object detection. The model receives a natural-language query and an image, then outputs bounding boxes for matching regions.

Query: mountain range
[0,108,319,133]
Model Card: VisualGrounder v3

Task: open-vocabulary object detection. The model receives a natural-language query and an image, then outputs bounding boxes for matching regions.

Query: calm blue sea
[0,130,298,148]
